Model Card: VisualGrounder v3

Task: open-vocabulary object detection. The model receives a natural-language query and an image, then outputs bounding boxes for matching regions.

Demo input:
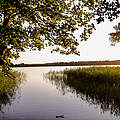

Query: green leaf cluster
[0,0,100,71]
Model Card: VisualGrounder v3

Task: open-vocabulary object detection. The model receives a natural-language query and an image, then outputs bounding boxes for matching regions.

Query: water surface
[0,66,119,120]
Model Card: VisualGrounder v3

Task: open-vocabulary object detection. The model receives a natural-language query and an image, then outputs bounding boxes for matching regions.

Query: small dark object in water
[56,115,64,118]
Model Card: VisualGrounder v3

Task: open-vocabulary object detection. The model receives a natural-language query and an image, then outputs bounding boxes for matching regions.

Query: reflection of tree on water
[46,67,120,117]
[0,71,25,114]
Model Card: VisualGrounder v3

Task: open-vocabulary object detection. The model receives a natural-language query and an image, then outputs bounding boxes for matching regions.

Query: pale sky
[13,18,120,64]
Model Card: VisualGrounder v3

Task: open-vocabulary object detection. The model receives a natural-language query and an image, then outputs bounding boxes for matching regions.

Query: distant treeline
[12,60,120,67]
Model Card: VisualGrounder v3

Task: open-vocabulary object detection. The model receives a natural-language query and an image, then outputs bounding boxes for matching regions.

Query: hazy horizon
[12,18,120,64]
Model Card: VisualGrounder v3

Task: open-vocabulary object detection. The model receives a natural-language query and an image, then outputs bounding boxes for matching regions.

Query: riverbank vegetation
[64,67,120,86]
[46,67,120,116]
[0,70,25,113]
[0,71,24,93]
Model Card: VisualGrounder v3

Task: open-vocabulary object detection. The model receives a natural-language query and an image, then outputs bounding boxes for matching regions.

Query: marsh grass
[46,67,120,116]
[64,67,120,87]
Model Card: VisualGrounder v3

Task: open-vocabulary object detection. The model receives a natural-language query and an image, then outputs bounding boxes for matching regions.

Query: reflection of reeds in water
[0,71,26,113]
[45,71,71,95]
[46,67,120,117]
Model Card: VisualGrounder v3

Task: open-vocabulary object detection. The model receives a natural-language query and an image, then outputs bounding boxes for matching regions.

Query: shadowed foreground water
[0,66,120,120]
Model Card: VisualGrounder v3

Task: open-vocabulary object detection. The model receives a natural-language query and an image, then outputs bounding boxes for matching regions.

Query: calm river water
[0,66,120,120]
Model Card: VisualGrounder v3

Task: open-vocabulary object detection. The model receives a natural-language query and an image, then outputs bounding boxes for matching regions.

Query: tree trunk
[0,3,11,67]
[0,45,7,66]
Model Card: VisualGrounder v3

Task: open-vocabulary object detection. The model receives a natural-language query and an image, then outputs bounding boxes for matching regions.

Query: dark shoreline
[12,60,120,67]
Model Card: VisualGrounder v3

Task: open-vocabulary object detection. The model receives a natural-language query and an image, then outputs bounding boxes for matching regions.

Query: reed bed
[64,67,120,87]
[46,67,120,116]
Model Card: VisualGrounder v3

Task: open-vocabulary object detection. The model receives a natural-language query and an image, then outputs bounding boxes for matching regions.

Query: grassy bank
[0,71,25,113]
[0,71,24,93]
[0,71,16,93]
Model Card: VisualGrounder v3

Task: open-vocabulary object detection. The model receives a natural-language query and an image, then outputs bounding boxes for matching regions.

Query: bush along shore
[46,67,120,116]
[0,71,25,93]
[0,71,25,112]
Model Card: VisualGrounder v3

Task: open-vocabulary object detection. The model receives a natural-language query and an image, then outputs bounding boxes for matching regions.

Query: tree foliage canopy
[94,0,120,45]
[0,0,120,72]
[95,0,120,23]
[109,23,120,45]
[0,0,98,72]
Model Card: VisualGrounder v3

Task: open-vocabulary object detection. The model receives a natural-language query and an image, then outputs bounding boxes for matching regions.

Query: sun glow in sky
[13,18,120,64]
